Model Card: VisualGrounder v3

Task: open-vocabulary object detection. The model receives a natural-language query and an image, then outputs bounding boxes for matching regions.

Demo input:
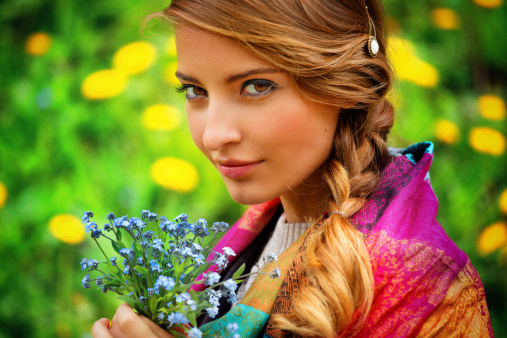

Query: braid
[271,99,393,337]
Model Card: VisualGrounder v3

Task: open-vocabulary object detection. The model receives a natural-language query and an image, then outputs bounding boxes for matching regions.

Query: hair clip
[366,6,379,57]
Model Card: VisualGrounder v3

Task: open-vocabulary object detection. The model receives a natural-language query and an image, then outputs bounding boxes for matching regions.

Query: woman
[93,0,493,337]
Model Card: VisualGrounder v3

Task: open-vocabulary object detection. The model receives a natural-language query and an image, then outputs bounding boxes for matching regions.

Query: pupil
[254,83,268,92]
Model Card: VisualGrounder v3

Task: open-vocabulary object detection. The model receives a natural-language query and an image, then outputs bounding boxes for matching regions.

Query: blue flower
[267,252,278,262]
[188,327,202,338]
[227,292,237,304]
[124,266,131,275]
[175,292,191,303]
[150,260,162,273]
[85,221,98,233]
[154,275,175,291]
[270,267,281,279]
[141,210,150,219]
[167,312,189,325]
[223,279,238,292]
[204,272,220,286]
[157,312,166,322]
[148,212,158,221]
[186,299,197,311]
[119,248,132,258]
[110,257,117,266]
[211,221,229,232]
[137,257,144,265]
[193,219,210,237]
[207,289,222,299]
[139,296,146,303]
[223,247,236,257]
[82,211,93,223]
[194,254,205,267]
[175,213,188,223]
[104,223,112,231]
[107,212,115,221]
[227,323,239,334]
[82,274,91,289]
[181,246,193,258]
[96,276,103,286]
[102,287,108,293]
[143,230,155,239]
[147,288,156,296]
[80,258,88,270]
[91,228,102,239]
[87,259,99,270]
[209,295,220,307]
[213,253,227,270]
[206,307,219,318]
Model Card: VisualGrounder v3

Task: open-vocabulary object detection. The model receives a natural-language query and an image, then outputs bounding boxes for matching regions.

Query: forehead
[174,24,274,73]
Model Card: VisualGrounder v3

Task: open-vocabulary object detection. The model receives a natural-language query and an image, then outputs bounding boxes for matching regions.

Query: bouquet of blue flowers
[80,210,280,338]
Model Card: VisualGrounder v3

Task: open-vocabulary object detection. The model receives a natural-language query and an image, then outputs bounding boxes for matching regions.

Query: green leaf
[187,310,197,327]
[112,241,121,254]
[232,263,246,280]
[117,295,143,314]
[117,227,123,241]
[135,266,149,276]
[149,295,157,315]
[103,279,122,288]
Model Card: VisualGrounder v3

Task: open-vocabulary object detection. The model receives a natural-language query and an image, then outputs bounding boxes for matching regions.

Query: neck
[280,175,329,223]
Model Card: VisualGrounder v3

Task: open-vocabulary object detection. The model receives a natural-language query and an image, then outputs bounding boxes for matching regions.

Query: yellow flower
[388,37,439,88]
[499,188,507,215]
[113,41,157,75]
[163,62,180,86]
[142,104,182,131]
[150,157,199,193]
[81,69,128,100]
[435,119,459,144]
[473,0,503,8]
[478,95,505,120]
[165,36,177,56]
[469,127,506,156]
[26,32,51,56]
[431,8,460,30]
[478,222,507,256]
[0,182,7,208]
[49,214,85,244]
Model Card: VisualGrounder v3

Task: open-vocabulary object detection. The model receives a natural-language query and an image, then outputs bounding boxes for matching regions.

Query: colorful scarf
[194,142,493,337]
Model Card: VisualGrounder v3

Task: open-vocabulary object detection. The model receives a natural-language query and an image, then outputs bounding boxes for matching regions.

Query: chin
[226,185,276,206]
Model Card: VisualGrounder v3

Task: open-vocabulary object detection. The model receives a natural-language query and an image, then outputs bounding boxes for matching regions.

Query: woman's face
[175,25,339,206]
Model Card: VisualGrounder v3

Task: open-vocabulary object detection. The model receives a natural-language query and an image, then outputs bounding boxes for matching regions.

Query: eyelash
[175,79,278,101]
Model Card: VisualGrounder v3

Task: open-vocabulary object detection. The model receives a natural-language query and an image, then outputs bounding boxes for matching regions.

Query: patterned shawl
[194,142,493,337]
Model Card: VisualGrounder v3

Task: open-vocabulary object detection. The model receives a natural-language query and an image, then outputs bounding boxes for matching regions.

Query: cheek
[186,112,206,153]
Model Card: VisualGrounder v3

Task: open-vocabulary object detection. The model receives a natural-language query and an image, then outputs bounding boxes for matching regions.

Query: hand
[92,303,174,338]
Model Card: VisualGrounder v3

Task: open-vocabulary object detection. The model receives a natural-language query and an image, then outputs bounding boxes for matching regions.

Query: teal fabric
[200,304,270,337]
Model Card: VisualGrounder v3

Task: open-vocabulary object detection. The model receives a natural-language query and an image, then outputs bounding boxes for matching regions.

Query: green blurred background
[1,0,506,336]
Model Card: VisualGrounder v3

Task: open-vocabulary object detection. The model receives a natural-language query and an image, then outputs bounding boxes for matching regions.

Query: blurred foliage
[0,0,506,337]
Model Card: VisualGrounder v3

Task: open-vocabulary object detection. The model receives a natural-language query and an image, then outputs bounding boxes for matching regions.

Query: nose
[202,100,242,152]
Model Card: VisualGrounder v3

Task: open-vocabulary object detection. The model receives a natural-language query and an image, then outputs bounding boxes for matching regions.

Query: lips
[215,159,263,179]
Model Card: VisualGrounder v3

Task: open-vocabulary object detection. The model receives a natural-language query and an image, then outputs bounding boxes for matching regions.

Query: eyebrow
[225,68,280,83]
[175,68,280,86]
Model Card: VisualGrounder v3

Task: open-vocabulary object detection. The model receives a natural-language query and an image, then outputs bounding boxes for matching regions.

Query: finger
[116,303,158,338]
[92,318,113,338]
[139,316,173,337]
[110,312,130,338]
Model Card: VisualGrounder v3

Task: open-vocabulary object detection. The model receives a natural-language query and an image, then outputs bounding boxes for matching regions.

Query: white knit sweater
[234,213,311,305]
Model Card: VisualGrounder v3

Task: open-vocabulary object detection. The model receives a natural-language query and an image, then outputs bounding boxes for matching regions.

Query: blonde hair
[155,0,394,336]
